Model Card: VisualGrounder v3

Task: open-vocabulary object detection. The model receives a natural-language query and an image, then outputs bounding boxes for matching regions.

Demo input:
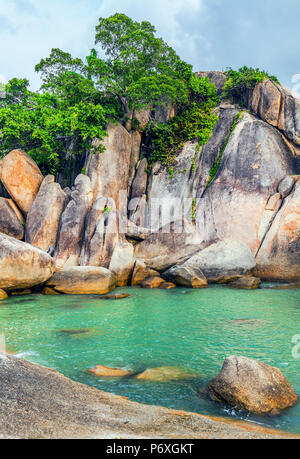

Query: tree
[0,13,220,175]
[91,13,194,115]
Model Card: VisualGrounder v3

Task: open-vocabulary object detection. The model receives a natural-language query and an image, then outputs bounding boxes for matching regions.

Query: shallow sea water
[0,284,299,434]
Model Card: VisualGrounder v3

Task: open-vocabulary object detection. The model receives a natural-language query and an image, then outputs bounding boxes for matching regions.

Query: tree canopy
[0,13,222,175]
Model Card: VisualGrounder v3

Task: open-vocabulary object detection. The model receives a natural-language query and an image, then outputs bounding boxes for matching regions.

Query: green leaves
[223,66,280,105]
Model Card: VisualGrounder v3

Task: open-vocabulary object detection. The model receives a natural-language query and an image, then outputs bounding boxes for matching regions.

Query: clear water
[0,285,299,434]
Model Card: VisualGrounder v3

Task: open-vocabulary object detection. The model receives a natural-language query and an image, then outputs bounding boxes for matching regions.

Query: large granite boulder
[54,175,93,268]
[25,176,68,252]
[207,356,298,415]
[80,201,125,269]
[249,80,300,147]
[255,179,300,281]
[175,239,256,283]
[134,220,203,272]
[109,242,134,287]
[196,112,295,254]
[0,198,24,240]
[85,122,132,210]
[0,233,55,290]
[0,150,43,214]
[163,264,208,288]
[45,266,116,294]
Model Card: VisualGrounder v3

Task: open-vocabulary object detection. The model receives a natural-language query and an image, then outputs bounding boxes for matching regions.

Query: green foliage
[0,78,112,174]
[206,112,243,190]
[223,66,280,105]
[147,76,219,164]
[190,198,197,222]
[102,205,113,214]
[94,13,193,113]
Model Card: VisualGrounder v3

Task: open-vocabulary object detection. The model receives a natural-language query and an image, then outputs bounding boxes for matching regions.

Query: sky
[0,0,299,92]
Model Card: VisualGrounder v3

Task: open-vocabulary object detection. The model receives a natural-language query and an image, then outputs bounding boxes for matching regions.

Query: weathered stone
[109,242,134,287]
[178,239,256,283]
[99,293,130,300]
[141,276,165,289]
[126,220,151,241]
[88,365,131,377]
[251,80,282,127]
[196,71,227,95]
[228,277,261,289]
[25,175,67,252]
[196,112,294,254]
[0,198,24,240]
[134,220,203,272]
[11,289,32,296]
[42,287,61,295]
[0,150,43,214]
[135,366,196,382]
[255,181,300,281]
[128,131,142,187]
[79,196,107,265]
[0,233,55,290]
[277,86,300,146]
[45,266,116,295]
[278,175,296,198]
[0,355,297,439]
[163,264,208,288]
[265,193,281,212]
[207,356,298,415]
[84,209,125,268]
[54,175,93,268]
[131,259,159,286]
[0,289,8,300]
[85,122,132,210]
[159,282,176,289]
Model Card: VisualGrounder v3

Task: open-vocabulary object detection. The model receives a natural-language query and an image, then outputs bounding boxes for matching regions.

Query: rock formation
[0,74,299,287]
[207,356,298,415]
[0,233,55,290]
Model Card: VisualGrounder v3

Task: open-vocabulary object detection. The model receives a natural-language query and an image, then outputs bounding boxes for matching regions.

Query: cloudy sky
[0,0,299,91]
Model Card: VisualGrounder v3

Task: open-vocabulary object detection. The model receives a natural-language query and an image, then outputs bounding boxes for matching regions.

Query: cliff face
[0,74,299,287]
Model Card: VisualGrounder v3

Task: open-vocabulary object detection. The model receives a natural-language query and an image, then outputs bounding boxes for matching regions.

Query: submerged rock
[98,293,130,300]
[207,356,298,415]
[88,365,131,377]
[58,329,90,336]
[135,366,196,382]
[0,149,43,214]
[228,277,261,289]
[0,198,25,240]
[0,234,55,291]
[45,266,116,295]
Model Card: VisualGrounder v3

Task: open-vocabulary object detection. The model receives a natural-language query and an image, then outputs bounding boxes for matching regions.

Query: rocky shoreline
[0,354,298,439]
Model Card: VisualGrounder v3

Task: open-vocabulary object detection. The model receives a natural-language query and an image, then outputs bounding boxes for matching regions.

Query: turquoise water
[0,285,299,434]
